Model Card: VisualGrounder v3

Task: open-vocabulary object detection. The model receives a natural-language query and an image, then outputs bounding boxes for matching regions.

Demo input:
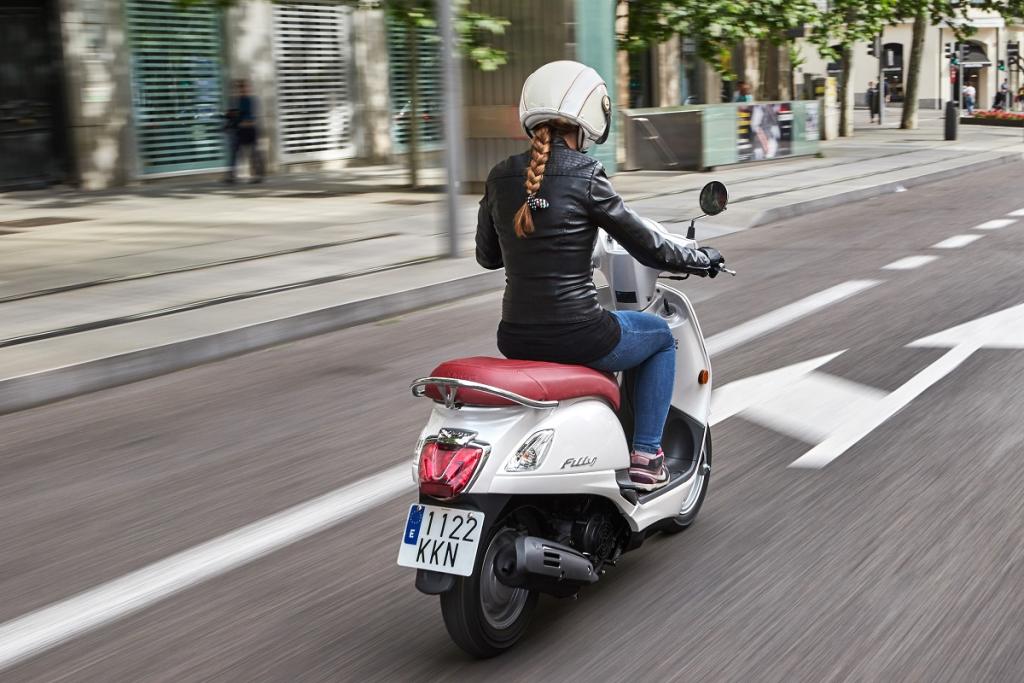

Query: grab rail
[410,377,559,410]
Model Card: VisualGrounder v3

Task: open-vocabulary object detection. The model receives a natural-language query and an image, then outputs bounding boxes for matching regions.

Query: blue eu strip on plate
[404,504,425,545]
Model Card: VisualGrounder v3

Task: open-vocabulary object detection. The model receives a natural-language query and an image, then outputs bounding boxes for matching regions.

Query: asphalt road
[3,163,1024,681]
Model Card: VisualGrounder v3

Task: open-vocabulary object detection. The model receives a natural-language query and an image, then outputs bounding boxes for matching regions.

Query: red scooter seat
[425,356,620,409]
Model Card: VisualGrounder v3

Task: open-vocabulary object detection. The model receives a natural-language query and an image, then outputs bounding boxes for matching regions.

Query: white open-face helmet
[519,60,611,152]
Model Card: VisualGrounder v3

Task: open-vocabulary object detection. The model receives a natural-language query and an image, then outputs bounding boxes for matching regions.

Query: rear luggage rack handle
[410,377,559,410]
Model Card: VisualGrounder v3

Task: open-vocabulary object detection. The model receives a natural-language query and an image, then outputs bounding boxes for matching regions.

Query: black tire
[659,429,712,534]
[440,527,538,658]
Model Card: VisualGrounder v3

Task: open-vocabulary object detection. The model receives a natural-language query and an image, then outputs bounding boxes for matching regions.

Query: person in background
[224,78,264,184]
[963,81,977,115]
[868,81,879,123]
[995,79,1009,110]
[732,81,753,103]
[1017,85,1024,112]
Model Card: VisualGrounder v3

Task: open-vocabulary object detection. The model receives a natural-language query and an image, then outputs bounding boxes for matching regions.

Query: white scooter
[397,182,733,657]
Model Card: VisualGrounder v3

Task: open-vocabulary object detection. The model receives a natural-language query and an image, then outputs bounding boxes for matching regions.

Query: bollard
[944,100,959,140]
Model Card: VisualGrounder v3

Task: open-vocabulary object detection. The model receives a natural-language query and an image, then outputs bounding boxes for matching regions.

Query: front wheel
[660,429,712,534]
[439,526,538,657]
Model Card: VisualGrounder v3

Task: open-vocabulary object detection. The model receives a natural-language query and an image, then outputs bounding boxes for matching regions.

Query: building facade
[797,11,1024,111]
[0,0,73,188]
[1,0,623,190]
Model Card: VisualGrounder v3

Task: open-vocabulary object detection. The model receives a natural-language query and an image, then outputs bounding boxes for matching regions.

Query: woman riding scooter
[475,60,725,491]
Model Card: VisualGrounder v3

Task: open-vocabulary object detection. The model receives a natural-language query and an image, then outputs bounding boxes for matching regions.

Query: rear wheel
[440,526,538,658]
[660,429,712,534]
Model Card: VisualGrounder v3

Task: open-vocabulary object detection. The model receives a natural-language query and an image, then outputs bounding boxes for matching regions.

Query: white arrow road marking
[882,255,939,270]
[788,344,978,469]
[705,280,880,355]
[789,301,1024,469]
[1007,209,1024,217]
[710,352,845,426]
[910,301,1024,349]
[0,279,885,671]
[741,372,887,444]
[974,219,1016,230]
[931,234,983,249]
[711,351,884,447]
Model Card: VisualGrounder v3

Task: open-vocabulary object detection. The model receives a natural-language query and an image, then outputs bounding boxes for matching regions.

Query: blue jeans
[587,311,674,454]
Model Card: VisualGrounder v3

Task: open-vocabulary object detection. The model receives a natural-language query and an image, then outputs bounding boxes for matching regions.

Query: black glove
[699,247,724,278]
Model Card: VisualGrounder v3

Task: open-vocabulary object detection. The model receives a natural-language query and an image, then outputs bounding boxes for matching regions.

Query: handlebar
[662,264,736,280]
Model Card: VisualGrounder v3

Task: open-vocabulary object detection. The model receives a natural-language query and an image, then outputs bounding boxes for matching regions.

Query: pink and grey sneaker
[629,449,670,491]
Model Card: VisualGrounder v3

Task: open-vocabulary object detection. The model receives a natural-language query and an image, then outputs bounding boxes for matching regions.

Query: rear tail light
[418,441,485,499]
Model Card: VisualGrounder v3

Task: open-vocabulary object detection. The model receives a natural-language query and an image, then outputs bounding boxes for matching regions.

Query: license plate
[396,503,484,577]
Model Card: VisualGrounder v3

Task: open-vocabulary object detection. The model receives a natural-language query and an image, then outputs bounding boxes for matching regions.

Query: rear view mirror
[699,181,728,216]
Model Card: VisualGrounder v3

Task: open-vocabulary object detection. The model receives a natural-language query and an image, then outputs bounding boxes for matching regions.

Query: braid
[513,125,552,238]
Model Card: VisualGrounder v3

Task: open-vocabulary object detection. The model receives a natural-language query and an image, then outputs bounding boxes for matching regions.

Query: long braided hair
[513,119,578,238]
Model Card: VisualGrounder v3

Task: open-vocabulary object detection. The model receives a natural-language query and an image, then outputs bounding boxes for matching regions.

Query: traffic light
[867,38,877,58]
[998,59,1006,72]
[945,42,960,65]
[1009,41,1020,60]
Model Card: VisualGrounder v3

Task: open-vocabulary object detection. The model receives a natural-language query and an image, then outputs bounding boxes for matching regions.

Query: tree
[896,0,1024,130]
[806,0,896,136]
[900,7,929,129]
[619,0,818,95]
[384,1,507,187]
[180,0,508,187]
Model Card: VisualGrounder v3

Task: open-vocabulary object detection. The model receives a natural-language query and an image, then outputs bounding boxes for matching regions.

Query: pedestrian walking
[224,78,264,184]
[868,81,879,122]
[732,81,753,103]
[963,82,977,115]
[995,79,1009,110]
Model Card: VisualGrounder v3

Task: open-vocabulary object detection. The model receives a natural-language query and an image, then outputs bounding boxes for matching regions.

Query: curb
[3,150,1020,414]
[750,152,1021,226]
[0,269,505,415]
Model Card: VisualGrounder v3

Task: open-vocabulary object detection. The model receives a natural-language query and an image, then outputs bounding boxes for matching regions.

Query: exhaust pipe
[496,535,598,597]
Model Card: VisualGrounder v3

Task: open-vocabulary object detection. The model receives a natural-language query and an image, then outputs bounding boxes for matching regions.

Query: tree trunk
[757,38,771,100]
[900,10,927,129]
[406,24,420,189]
[839,43,855,137]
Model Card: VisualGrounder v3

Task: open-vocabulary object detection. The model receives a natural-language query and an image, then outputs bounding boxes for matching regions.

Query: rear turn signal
[418,441,485,500]
[505,429,555,472]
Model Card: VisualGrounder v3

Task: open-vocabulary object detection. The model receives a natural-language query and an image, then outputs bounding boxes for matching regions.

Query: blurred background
[3,1,1024,681]
[3,0,1021,192]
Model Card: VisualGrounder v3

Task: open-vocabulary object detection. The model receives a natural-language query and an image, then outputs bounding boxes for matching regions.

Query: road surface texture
[3,163,1024,681]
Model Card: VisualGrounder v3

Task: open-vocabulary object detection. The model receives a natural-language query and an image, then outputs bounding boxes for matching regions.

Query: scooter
[397,182,733,657]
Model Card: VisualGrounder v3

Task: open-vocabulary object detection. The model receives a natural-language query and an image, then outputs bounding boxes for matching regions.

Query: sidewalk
[1,107,1021,413]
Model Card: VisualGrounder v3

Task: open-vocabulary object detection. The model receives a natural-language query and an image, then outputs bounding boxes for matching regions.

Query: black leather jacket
[476,137,712,325]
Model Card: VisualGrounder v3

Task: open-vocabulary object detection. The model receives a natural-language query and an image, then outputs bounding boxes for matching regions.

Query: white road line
[1006,209,1024,217]
[0,466,414,672]
[705,280,881,356]
[931,234,983,249]
[0,278,886,670]
[788,343,977,469]
[974,219,1016,230]
[881,255,938,270]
